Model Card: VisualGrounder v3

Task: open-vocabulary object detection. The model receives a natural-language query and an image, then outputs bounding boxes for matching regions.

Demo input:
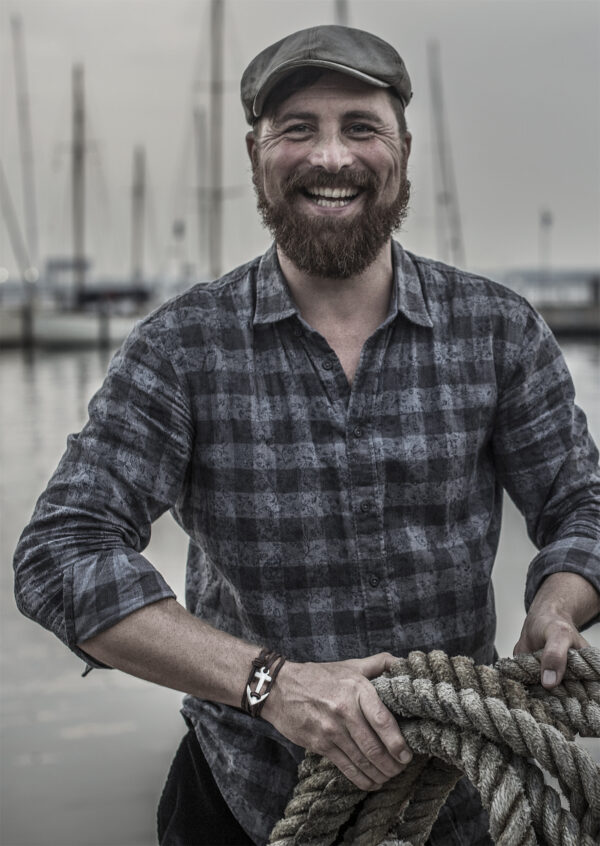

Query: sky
[1,0,599,283]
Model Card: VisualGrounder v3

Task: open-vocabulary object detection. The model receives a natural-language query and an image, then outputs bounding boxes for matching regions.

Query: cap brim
[252,58,390,118]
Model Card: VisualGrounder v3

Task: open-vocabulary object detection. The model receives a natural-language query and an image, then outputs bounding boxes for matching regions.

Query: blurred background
[1,1,599,844]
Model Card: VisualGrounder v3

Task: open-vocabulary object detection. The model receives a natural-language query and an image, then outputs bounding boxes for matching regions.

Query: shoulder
[143,256,262,334]
[407,251,524,312]
[119,255,262,359]
[102,255,263,391]
[403,248,547,341]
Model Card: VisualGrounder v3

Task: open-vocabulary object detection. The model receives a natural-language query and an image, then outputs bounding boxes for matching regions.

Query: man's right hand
[261,652,412,791]
[78,603,412,791]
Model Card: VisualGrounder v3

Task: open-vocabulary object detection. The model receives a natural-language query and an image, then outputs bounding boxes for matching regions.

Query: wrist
[259,659,298,725]
[531,572,599,628]
[241,648,287,719]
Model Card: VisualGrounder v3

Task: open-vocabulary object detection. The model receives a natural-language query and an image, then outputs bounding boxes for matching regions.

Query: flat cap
[241,25,412,124]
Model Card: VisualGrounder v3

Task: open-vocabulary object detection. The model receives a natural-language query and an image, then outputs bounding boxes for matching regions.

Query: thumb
[539,628,588,689]
[354,652,397,680]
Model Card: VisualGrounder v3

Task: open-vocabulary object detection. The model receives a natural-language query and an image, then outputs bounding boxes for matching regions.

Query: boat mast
[72,64,86,299]
[539,208,553,286]
[194,106,207,273]
[208,0,224,279]
[0,158,34,344]
[0,158,32,281]
[131,146,146,284]
[428,40,465,268]
[10,15,39,279]
[334,0,349,25]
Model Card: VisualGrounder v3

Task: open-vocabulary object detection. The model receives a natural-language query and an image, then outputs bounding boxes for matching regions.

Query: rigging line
[144,157,162,280]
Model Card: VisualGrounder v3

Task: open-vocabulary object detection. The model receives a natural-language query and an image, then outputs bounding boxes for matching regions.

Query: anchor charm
[246,664,272,706]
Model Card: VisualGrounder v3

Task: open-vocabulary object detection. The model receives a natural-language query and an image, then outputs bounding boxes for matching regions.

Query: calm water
[1,340,599,846]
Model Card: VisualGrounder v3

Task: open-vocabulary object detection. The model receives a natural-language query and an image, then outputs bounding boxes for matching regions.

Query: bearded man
[13,25,600,846]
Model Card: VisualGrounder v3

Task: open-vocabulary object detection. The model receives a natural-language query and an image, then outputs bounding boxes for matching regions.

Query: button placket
[346,388,390,651]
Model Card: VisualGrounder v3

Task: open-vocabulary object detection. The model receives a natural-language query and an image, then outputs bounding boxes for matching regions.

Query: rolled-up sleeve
[13,327,194,666]
[491,304,600,625]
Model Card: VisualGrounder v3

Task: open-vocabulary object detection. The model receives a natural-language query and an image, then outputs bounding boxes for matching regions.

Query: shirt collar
[391,241,434,328]
[253,243,299,326]
[253,240,433,329]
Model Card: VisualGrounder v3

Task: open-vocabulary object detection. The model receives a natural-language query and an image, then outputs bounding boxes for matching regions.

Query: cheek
[259,155,303,199]
[373,162,402,197]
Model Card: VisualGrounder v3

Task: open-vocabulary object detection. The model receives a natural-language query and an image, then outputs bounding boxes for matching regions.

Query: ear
[403,131,412,162]
[246,130,258,166]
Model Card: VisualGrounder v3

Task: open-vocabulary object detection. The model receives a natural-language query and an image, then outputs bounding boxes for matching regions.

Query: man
[13,25,600,846]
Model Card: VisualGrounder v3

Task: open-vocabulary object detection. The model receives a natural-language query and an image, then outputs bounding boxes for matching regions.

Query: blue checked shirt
[13,241,600,845]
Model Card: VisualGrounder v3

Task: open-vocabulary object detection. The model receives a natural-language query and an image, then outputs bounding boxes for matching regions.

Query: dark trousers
[158,729,492,846]
[157,729,254,846]
[157,729,367,846]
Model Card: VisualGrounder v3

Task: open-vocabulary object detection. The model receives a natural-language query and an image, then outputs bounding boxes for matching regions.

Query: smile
[302,186,361,208]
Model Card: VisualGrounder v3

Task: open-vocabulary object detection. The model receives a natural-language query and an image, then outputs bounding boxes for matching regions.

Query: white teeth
[307,187,357,199]
[304,186,359,207]
[313,196,353,207]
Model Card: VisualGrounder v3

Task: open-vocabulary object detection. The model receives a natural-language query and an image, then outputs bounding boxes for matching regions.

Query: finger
[358,687,412,767]
[355,652,397,680]
[513,627,530,657]
[322,745,378,792]
[540,624,588,688]
[319,693,402,784]
[337,726,403,785]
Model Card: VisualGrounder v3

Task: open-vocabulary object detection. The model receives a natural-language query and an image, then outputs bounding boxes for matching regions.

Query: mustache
[281,169,379,195]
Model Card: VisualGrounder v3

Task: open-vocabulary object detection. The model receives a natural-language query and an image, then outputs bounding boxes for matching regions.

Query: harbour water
[1,339,599,846]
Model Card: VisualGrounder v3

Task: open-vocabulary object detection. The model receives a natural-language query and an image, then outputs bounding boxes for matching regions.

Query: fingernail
[400,750,412,764]
[543,670,557,687]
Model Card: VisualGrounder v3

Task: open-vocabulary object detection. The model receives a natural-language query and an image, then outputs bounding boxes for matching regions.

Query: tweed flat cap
[241,25,412,124]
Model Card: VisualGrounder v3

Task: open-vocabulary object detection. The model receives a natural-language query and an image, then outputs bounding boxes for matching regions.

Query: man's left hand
[513,571,597,689]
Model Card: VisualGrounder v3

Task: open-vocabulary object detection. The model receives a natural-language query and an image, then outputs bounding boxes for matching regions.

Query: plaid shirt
[14,241,600,844]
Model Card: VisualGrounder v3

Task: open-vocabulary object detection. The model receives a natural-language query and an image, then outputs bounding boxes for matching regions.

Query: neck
[277,240,394,329]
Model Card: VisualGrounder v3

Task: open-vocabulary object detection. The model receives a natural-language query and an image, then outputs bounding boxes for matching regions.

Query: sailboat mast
[194,106,207,272]
[0,157,32,279]
[131,146,146,284]
[208,0,224,279]
[334,0,349,26]
[10,15,39,277]
[72,64,86,299]
[428,40,465,268]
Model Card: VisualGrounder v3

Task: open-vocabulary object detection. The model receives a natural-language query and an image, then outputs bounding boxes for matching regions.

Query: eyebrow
[342,110,386,124]
[271,111,318,127]
[272,109,387,127]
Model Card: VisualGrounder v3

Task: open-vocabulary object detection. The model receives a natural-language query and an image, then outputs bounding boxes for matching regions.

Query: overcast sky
[1,0,599,282]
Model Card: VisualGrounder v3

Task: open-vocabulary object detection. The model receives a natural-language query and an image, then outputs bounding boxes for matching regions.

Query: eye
[283,123,312,138]
[347,123,376,136]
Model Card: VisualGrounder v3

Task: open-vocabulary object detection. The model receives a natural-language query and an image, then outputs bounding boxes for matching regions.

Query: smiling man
[248,69,411,284]
[13,25,600,846]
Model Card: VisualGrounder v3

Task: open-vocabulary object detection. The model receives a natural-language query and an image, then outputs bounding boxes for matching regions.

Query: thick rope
[268,647,600,846]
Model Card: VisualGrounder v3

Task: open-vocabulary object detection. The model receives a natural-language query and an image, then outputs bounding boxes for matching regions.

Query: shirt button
[293,325,302,337]
[353,426,364,438]
[360,500,373,513]
[369,575,380,588]
[322,359,334,370]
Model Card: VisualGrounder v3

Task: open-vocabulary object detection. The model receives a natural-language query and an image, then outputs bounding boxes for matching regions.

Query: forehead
[271,71,396,121]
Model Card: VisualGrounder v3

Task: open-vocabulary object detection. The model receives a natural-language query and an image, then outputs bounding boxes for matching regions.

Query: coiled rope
[268,647,600,846]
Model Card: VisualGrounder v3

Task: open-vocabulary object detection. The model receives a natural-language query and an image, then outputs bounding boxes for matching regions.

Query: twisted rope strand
[341,756,433,846]
[387,756,461,846]
[268,648,600,846]
[374,674,600,819]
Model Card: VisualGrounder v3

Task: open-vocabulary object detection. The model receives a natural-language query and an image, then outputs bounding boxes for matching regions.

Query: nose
[306,132,354,172]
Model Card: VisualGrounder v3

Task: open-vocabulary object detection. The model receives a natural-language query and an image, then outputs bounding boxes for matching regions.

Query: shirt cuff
[64,547,177,660]
[525,536,600,630]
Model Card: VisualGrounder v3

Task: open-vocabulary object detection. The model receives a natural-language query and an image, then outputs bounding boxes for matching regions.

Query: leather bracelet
[242,648,286,718]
